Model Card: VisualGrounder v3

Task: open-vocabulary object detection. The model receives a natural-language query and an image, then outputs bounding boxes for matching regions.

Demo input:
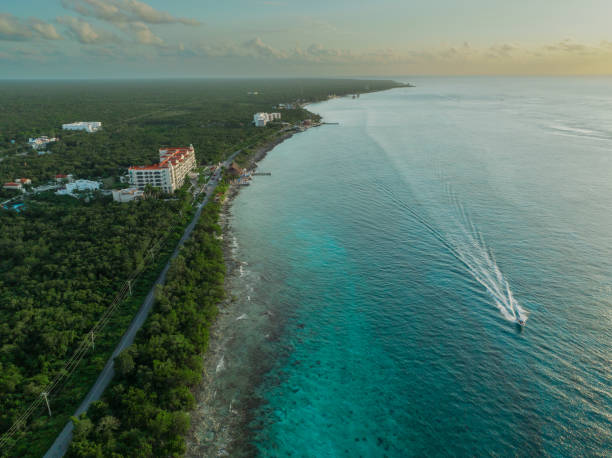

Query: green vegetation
[0,192,192,456]
[0,78,402,184]
[0,78,402,456]
[67,202,225,457]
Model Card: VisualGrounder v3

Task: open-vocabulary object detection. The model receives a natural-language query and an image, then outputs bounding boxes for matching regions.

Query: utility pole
[41,392,52,417]
[127,279,132,296]
[90,331,95,350]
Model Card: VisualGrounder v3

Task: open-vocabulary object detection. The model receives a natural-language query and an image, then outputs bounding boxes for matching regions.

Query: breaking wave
[215,355,226,373]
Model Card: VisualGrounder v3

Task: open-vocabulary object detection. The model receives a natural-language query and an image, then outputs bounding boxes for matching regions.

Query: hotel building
[112,188,145,203]
[128,145,196,194]
[28,136,57,149]
[62,122,102,133]
[253,112,281,127]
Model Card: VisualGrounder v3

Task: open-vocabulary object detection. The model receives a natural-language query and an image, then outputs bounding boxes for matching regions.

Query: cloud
[164,37,612,76]
[0,14,64,41]
[177,38,395,66]
[129,21,163,45]
[243,37,288,59]
[6,27,612,77]
[487,43,517,58]
[61,0,201,26]
[0,14,33,41]
[57,15,120,44]
[545,39,591,55]
[29,19,62,40]
[123,0,199,25]
[187,42,245,58]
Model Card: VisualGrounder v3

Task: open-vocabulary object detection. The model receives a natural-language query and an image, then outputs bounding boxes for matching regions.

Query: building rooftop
[228,162,244,176]
[130,146,194,171]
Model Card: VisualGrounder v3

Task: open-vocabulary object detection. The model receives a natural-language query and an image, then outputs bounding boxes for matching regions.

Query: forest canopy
[0,78,403,456]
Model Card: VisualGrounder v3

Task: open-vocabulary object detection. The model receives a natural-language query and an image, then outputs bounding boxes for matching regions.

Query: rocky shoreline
[185,128,302,457]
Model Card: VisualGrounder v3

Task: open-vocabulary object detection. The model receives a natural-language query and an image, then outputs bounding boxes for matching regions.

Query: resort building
[28,136,57,149]
[128,145,197,194]
[3,182,24,191]
[15,178,31,186]
[56,179,101,195]
[254,113,268,127]
[112,188,145,203]
[55,174,74,183]
[228,162,245,177]
[253,112,281,127]
[62,122,102,133]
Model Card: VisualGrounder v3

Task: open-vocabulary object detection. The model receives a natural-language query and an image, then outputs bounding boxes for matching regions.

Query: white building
[128,145,197,194]
[254,113,268,127]
[55,174,74,183]
[62,122,102,133]
[3,182,23,191]
[56,179,101,195]
[253,112,281,127]
[28,136,57,149]
[112,188,145,203]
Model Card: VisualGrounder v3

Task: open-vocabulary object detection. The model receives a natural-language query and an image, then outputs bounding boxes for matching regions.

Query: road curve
[44,150,241,457]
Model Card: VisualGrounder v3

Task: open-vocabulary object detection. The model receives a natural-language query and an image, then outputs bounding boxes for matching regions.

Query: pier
[252,172,271,176]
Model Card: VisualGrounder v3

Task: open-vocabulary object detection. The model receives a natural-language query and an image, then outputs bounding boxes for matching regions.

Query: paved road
[44,149,241,457]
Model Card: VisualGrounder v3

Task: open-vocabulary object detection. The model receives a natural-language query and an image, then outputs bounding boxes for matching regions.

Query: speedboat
[517,318,526,326]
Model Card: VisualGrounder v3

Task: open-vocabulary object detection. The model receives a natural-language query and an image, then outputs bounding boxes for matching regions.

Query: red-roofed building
[3,182,23,191]
[128,145,196,194]
[55,174,74,183]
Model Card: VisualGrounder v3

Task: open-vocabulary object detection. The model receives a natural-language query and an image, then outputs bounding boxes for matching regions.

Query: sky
[2,0,612,77]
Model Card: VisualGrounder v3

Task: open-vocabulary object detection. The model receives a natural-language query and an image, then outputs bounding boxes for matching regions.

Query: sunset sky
[2,0,612,77]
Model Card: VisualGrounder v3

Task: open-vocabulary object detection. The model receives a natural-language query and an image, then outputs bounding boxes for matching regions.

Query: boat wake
[547,123,611,142]
[379,182,528,324]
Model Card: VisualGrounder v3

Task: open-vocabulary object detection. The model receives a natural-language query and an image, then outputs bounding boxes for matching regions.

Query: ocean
[186,77,612,457]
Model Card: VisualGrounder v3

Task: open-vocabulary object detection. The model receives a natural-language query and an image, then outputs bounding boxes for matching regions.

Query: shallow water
[188,77,612,456]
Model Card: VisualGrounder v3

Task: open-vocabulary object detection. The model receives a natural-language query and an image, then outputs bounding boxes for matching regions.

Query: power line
[0,201,186,451]
[1,156,231,452]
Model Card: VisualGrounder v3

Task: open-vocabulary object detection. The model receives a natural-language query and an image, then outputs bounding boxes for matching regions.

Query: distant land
[0,78,403,457]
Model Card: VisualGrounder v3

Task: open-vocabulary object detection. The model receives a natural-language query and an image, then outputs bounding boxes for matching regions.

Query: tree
[114,350,135,377]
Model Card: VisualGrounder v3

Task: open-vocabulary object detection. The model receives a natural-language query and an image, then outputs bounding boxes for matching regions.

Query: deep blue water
[228,77,612,456]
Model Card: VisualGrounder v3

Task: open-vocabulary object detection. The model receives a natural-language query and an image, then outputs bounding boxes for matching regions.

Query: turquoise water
[223,78,612,456]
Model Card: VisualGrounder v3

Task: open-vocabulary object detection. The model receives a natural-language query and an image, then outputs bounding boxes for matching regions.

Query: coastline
[250,131,297,165]
[185,122,308,457]
[184,88,404,455]
[0,80,409,456]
